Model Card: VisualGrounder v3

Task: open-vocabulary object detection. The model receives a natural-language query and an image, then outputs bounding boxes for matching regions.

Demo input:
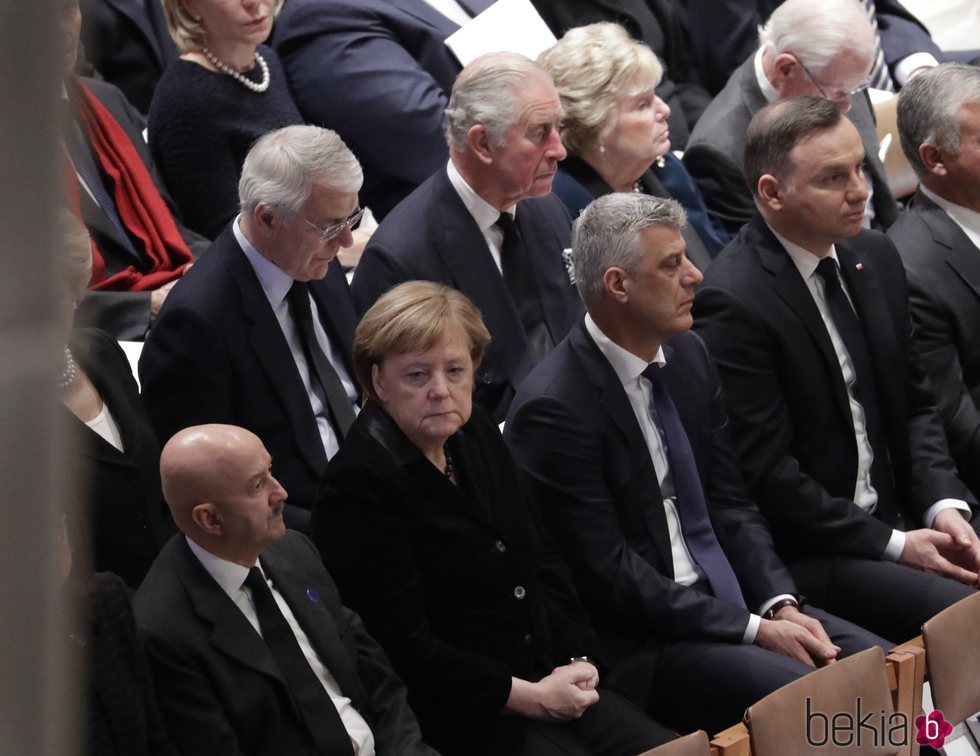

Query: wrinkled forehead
[513,75,562,128]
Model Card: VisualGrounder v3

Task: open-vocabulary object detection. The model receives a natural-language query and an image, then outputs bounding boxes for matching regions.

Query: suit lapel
[432,172,534,390]
[569,323,674,573]
[173,538,286,684]
[221,230,328,476]
[261,546,367,710]
[754,220,853,427]
[915,191,980,301]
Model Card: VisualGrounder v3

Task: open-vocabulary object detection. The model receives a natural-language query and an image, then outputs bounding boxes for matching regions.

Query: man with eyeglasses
[141,125,363,532]
[683,0,900,236]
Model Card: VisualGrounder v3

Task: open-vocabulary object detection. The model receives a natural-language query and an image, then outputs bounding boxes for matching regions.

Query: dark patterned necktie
[496,212,554,364]
[642,364,746,607]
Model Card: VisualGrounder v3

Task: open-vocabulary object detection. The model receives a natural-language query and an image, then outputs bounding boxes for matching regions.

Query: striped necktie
[861,0,896,92]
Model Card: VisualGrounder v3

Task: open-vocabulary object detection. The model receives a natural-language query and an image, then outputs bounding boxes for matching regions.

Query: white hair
[238,125,363,218]
[759,0,873,73]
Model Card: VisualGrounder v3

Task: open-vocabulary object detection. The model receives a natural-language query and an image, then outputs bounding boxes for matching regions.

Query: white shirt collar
[233,215,294,308]
[768,225,841,280]
[186,535,259,600]
[754,47,779,103]
[920,185,980,244]
[446,159,515,232]
[584,314,666,386]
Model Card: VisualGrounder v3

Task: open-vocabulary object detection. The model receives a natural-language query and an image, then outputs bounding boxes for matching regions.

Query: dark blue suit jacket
[352,167,581,422]
[139,223,358,530]
[272,0,494,219]
[505,322,797,697]
[693,215,976,561]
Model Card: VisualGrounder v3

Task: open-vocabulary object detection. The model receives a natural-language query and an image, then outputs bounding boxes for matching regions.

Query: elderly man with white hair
[140,125,363,531]
[683,0,900,235]
[351,52,582,423]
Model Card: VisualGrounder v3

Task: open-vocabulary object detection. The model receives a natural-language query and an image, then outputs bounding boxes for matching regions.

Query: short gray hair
[572,193,687,306]
[898,63,980,178]
[759,0,872,73]
[538,22,663,156]
[444,52,554,152]
[238,125,363,218]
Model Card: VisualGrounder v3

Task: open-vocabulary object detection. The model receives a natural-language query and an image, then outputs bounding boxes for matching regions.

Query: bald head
[161,424,287,566]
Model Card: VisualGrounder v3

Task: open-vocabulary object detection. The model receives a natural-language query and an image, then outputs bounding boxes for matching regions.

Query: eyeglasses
[794,55,870,103]
[302,207,364,241]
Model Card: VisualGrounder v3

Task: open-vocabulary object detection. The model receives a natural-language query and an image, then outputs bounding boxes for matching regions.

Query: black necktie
[814,257,898,523]
[286,282,356,440]
[62,104,141,260]
[244,566,355,755]
[642,364,746,607]
[496,212,554,364]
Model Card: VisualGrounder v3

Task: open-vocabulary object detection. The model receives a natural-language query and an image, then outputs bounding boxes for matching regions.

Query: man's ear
[603,266,630,304]
[918,142,948,177]
[467,124,495,165]
[769,52,799,94]
[756,173,785,211]
[252,202,276,231]
[191,502,222,535]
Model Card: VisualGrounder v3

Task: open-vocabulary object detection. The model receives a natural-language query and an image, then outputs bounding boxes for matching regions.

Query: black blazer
[313,402,600,753]
[83,572,178,756]
[693,215,975,561]
[69,77,210,341]
[889,189,980,497]
[66,328,173,589]
[505,323,796,697]
[139,223,358,530]
[683,57,899,236]
[352,168,581,422]
[133,531,434,756]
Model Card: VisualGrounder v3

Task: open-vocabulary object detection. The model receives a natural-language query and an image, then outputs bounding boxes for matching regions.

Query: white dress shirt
[773,228,970,558]
[420,0,473,26]
[446,160,514,273]
[234,217,359,461]
[85,402,125,452]
[187,538,375,756]
[919,185,980,251]
[585,316,786,641]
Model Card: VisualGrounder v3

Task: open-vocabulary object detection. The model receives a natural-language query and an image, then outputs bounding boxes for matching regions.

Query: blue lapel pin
[306,588,321,603]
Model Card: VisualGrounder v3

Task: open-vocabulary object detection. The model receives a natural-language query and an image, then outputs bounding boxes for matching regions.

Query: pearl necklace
[201,47,270,93]
[58,347,76,389]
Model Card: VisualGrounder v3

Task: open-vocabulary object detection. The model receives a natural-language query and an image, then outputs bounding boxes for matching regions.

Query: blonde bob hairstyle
[353,281,491,401]
[538,22,663,156]
[162,0,284,54]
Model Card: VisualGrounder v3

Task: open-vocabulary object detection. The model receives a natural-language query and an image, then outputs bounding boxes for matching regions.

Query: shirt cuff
[892,53,940,86]
[743,613,761,644]
[884,529,906,562]
[924,499,972,528]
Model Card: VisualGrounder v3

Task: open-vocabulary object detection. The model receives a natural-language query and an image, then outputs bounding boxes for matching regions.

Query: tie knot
[244,566,266,592]
[815,257,840,285]
[495,212,519,237]
[641,362,663,386]
[286,280,312,315]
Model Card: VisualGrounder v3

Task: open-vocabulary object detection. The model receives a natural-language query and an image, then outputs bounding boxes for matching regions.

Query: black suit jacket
[313,402,600,753]
[139,223,358,530]
[68,77,210,341]
[693,215,975,562]
[79,0,178,115]
[351,168,581,422]
[530,0,710,148]
[134,531,434,756]
[504,323,796,696]
[66,328,173,589]
[889,189,980,497]
[683,57,899,236]
[272,0,494,219]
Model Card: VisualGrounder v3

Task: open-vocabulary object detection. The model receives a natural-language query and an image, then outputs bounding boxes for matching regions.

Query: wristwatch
[763,598,800,620]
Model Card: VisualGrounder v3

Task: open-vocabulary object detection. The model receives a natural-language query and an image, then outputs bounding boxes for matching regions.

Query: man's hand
[504,664,600,722]
[755,610,839,667]
[932,509,980,577]
[899,528,980,586]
